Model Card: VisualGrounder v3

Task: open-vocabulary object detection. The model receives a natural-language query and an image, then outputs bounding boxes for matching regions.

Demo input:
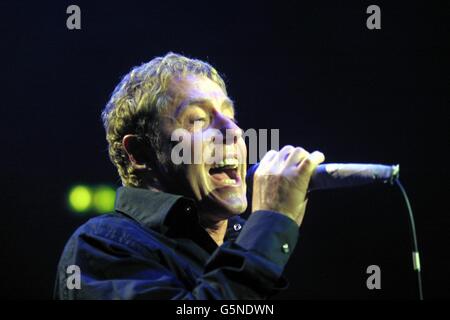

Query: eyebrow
[175,97,235,117]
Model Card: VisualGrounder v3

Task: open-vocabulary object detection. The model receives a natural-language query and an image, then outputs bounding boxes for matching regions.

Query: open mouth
[208,158,241,186]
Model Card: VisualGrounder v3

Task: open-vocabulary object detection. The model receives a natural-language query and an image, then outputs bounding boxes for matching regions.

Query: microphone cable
[395,179,424,300]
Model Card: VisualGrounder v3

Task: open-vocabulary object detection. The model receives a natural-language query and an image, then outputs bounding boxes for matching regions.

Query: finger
[259,149,277,166]
[269,146,295,174]
[257,150,278,173]
[285,147,308,167]
[297,151,325,176]
[274,145,295,164]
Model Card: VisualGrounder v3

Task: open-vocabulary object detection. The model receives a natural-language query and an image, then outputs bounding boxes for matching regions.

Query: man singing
[54,52,324,299]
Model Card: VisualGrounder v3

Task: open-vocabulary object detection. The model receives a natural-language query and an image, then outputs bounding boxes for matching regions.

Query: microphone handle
[308,163,399,191]
[246,163,400,192]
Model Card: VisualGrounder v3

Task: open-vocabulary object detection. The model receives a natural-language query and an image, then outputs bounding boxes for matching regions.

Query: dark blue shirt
[54,186,299,299]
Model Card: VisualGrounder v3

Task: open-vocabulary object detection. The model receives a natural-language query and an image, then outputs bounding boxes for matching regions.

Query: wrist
[252,201,307,227]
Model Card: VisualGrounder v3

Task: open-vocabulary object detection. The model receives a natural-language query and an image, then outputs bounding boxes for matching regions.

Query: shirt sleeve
[235,210,299,268]
[54,210,299,300]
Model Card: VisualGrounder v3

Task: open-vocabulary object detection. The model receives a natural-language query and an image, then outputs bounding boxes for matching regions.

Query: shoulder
[65,213,163,256]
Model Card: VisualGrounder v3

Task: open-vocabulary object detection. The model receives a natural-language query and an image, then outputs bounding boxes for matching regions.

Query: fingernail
[311,151,325,162]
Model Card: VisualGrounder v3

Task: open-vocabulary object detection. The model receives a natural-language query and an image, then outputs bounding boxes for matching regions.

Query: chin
[199,184,248,219]
[214,194,248,215]
[208,172,248,216]
[202,198,247,221]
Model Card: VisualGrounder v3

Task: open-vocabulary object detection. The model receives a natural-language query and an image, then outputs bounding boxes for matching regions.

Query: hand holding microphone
[251,146,325,226]
[249,146,400,226]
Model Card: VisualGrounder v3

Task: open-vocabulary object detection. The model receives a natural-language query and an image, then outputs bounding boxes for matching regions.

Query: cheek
[188,131,213,163]
[185,165,210,195]
[237,138,247,164]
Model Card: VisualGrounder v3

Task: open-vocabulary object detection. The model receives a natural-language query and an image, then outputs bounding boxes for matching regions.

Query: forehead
[166,74,234,117]
[170,74,226,101]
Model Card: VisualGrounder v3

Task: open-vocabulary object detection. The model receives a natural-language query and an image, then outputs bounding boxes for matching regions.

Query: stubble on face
[158,75,248,221]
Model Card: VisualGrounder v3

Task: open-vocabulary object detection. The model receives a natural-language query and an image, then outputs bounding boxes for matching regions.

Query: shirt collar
[114,186,195,232]
[114,186,246,243]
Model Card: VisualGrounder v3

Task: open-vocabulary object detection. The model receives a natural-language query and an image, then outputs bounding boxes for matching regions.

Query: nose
[213,112,242,145]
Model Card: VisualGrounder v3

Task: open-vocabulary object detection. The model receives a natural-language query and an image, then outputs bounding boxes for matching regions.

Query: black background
[0,0,448,299]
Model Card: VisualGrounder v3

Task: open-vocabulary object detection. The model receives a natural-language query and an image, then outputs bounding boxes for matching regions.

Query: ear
[122,134,151,170]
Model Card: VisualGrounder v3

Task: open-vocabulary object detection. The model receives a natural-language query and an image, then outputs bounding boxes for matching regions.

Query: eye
[182,106,210,130]
[188,115,211,131]
[191,117,207,124]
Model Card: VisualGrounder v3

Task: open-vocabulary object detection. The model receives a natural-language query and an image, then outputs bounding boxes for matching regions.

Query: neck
[199,216,228,246]
[143,181,229,246]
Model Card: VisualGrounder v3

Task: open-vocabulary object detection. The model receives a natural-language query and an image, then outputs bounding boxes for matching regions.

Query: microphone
[246,162,400,192]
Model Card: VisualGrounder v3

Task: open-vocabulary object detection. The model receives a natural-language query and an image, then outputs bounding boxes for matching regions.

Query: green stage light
[68,185,92,213]
[92,186,116,214]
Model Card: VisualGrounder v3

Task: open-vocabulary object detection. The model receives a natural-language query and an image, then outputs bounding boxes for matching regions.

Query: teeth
[223,179,236,185]
[213,158,239,169]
